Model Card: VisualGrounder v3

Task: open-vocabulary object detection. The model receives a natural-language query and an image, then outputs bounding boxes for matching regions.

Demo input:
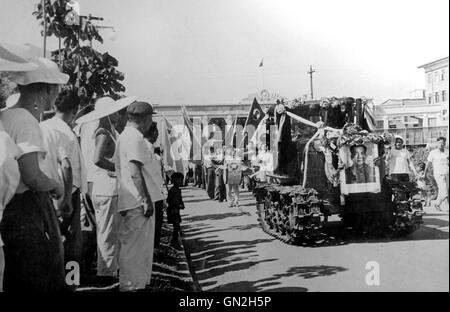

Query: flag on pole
[244,98,265,130]
[259,58,263,67]
[162,117,184,174]
[181,106,203,164]
[225,113,238,147]
[181,106,193,134]
[239,98,266,147]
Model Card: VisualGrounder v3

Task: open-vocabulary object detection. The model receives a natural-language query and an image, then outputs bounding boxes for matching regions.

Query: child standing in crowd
[167,172,185,249]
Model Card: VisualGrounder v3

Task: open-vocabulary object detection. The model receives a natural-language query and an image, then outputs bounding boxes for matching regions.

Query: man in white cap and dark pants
[115,101,156,291]
[386,135,417,182]
[0,56,67,291]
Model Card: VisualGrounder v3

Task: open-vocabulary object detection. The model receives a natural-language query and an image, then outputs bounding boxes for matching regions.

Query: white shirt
[115,126,155,212]
[0,108,47,194]
[0,120,21,247]
[387,148,412,174]
[40,116,86,193]
[145,141,165,202]
[428,148,449,176]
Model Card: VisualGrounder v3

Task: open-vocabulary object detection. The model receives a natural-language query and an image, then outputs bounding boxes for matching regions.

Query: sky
[1,0,449,105]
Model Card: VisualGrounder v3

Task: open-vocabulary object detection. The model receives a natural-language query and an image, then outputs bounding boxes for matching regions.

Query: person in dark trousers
[144,122,165,249]
[167,172,185,249]
[213,147,226,202]
[204,147,216,199]
[194,163,203,188]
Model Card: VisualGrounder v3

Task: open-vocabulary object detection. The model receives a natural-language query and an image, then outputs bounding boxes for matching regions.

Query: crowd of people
[0,56,184,292]
[195,142,275,207]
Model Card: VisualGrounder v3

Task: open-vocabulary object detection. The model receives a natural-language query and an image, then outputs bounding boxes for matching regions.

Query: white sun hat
[0,45,38,72]
[75,96,137,125]
[7,57,69,86]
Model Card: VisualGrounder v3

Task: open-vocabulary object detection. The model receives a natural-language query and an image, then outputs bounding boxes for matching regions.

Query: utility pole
[42,0,47,57]
[307,65,315,100]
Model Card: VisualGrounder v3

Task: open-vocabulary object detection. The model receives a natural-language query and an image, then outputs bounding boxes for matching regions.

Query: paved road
[180,186,449,292]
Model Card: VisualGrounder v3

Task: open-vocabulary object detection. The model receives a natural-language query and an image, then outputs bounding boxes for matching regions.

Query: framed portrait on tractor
[339,142,381,195]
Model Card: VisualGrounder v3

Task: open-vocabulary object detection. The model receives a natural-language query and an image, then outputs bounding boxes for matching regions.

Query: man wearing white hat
[0,56,68,291]
[75,95,136,284]
[386,135,417,182]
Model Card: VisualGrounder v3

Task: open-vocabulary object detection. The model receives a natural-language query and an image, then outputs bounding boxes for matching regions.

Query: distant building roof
[378,98,427,106]
[418,56,449,69]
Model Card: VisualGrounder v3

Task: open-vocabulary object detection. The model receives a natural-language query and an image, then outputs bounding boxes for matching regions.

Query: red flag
[239,98,266,147]
[244,98,265,129]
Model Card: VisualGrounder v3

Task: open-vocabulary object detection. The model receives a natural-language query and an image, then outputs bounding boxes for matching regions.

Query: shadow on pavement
[184,212,252,223]
[201,265,346,291]
[204,280,308,292]
[183,224,277,288]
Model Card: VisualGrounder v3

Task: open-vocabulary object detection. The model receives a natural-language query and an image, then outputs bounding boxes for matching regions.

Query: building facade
[418,56,449,122]
[152,89,283,148]
[373,57,449,145]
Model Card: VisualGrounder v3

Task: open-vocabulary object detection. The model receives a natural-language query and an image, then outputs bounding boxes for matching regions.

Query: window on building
[428,94,433,104]
[435,71,440,82]
[435,92,440,103]
[442,69,447,81]
[427,73,432,84]
[442,90,447,102]
[428,117,437,127]
[376,120,384,129]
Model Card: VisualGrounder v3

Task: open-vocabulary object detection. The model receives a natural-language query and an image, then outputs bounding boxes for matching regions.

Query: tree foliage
[0,73,17,109]
[33,0,125,106]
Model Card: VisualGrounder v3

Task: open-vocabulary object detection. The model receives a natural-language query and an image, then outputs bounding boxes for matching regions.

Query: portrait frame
[339,142,381,195]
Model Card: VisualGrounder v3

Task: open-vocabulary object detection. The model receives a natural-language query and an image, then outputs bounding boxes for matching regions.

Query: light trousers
[118,206,155,291]
[92,195,119,277]
[435,173,449,204]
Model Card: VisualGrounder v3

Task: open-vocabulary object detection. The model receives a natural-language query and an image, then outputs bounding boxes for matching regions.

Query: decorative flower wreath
[337,123,383,147]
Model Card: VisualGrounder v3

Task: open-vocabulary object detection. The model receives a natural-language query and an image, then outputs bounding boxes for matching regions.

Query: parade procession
[0,0,448,299]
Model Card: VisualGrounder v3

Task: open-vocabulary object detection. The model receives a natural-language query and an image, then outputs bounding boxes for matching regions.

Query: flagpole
[259,58,265,91]
[262,64,265,90]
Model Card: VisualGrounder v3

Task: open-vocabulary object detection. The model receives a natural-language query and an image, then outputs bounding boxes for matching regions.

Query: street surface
[180,186,449,292]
